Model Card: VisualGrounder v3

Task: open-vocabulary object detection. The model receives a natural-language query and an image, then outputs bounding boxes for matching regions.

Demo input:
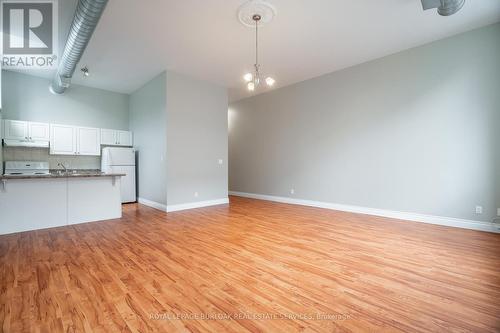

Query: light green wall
[229,23,500,223]
[166,72,228,205]
[129,71,228,207]
[129,72,167,205]
[2,70,129,130]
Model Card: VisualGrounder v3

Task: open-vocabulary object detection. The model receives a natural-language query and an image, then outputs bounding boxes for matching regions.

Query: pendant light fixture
[239,0,276,92]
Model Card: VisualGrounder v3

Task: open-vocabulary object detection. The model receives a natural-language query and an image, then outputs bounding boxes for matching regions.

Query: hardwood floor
[1,196,499,333]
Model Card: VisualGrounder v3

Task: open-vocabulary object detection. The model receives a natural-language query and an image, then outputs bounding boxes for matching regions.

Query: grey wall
[129,72,167,205]
[229,23,500,223]
[166,71,228,205]
[2,70,129,130]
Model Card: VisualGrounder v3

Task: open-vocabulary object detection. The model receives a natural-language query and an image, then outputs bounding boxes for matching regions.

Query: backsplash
[3,147,101,170]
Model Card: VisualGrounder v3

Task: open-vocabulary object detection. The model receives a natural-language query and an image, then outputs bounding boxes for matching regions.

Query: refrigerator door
[106,147,136,166]
[111,165,136,203]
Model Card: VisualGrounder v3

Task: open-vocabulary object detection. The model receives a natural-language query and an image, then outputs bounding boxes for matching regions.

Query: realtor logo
[1,0,58,68]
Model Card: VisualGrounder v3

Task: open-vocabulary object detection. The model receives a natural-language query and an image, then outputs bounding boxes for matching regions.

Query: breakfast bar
[0,172,125,235]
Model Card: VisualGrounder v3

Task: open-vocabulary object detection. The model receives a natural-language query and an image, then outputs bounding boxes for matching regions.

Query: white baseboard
[229,191,500,233]
[166,198,229,213]
[138,197,167,212]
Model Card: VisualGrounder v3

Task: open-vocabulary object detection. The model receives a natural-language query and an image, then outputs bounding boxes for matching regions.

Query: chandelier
[242,13,275,91]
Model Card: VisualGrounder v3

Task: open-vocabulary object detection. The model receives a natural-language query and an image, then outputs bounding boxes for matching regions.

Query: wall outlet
[475,206,483,214]
[194,192,199,198]
[290,189,295,195]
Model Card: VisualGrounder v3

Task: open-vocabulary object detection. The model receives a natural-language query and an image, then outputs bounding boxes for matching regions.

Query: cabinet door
[50,124,76,155]
[3,120,28,140]
[117,130,133,146]
[28,122,50,141]
[100,128,117,145]
[0,178,68,234]
[77,127,101,156]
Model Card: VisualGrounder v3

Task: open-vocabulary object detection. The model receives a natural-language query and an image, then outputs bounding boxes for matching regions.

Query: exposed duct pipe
[421,0,465,16]
[50,0,109,94]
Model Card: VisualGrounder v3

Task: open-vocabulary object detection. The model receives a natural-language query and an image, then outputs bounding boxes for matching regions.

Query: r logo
[2,2,53,54]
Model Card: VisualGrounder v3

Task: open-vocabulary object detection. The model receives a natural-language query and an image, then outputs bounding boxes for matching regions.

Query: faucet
[57,162,68,173]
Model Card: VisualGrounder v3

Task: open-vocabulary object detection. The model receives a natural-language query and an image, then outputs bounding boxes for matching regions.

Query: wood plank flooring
[1,196,499,332]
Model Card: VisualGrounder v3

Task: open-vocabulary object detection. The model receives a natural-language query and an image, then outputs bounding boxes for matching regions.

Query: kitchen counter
[0,173,124,235]
[0,172,125,180]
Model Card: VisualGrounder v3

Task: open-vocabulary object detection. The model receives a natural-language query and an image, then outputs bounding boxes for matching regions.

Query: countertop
[0,172,125,180]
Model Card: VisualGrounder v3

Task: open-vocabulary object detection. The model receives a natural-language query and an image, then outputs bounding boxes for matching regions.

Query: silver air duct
[50,0,109,94]
[421,0,465,16]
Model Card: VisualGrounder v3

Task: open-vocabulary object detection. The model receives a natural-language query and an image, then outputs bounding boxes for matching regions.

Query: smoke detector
[238,0,276,27]
[421,0,466,16]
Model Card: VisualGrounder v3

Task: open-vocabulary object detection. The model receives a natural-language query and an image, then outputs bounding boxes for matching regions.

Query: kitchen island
[0,172,125,235]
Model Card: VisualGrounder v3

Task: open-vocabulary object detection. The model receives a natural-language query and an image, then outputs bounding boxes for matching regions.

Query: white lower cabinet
[0,178,67,234]
[67,177,122,225]
[0,176,123,235]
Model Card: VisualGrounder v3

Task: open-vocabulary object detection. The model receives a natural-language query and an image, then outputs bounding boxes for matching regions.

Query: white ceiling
[15,0,500,101]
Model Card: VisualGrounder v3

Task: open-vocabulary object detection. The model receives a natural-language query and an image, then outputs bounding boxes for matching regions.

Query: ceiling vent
[50,0,109,94]
[421,0,465,16]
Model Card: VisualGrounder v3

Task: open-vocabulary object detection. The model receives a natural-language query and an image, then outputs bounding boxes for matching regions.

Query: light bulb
[247,82,255,91]
[265,77,275,87]
[243,73,253,82]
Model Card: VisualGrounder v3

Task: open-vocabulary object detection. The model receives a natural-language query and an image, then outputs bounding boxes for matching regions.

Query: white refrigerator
[101,147,136,203]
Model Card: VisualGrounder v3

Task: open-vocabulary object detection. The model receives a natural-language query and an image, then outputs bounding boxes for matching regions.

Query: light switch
[218,159,223,165]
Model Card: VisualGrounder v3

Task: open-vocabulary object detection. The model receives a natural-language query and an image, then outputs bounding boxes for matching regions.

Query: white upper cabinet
[4,119,131,154]
[3,120,49,142]
[117,130,133,146]
[28,122,50,141]
[50,124,76,155]
[76,127,101,156]
[101,129,133,146]
[50,125,101,156]
[100,128,117,145]
[3,120,28,140]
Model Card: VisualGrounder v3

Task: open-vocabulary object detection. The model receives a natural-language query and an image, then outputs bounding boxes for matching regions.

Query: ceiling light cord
[255,17,258,68]
[254,17,259,82]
